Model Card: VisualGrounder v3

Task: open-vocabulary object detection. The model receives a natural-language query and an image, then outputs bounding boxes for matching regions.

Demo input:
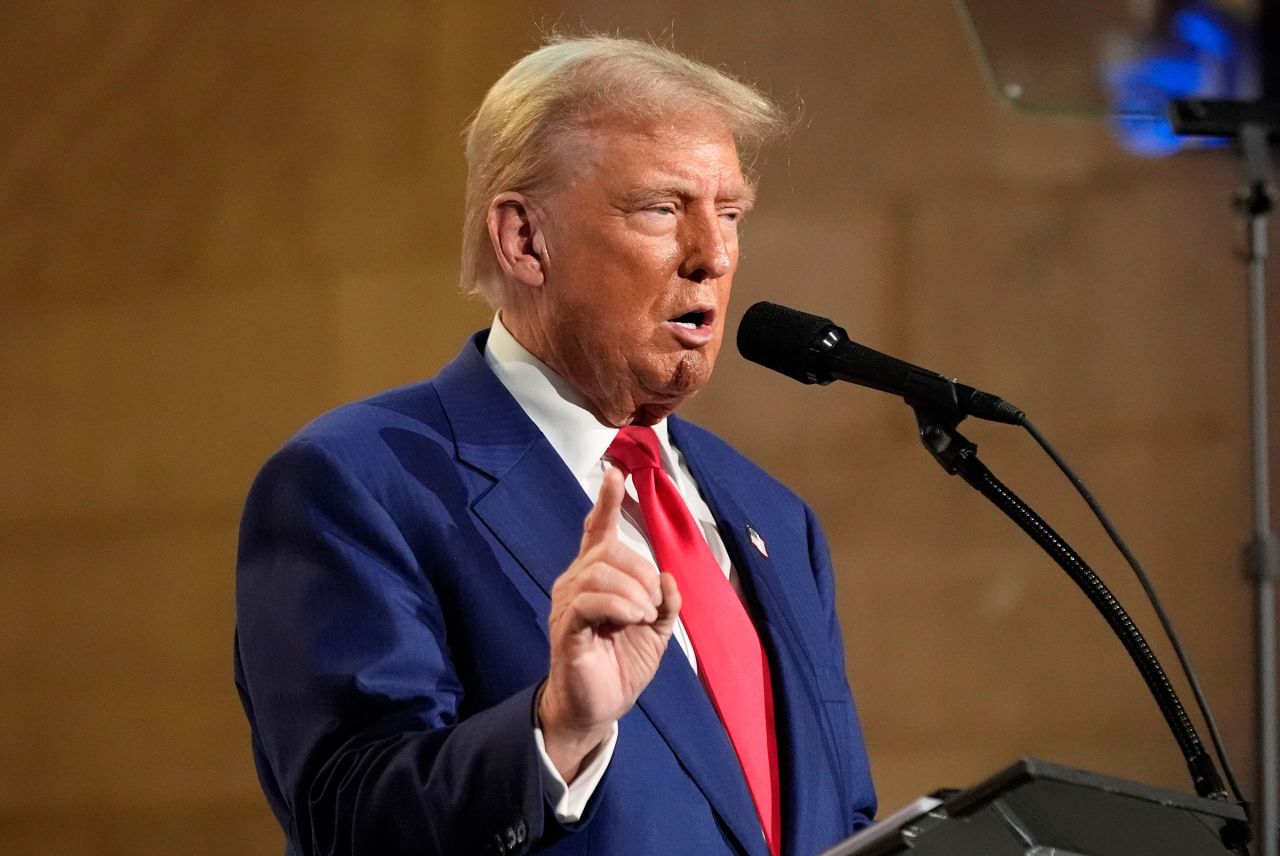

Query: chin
[638,352,712,408]
[672,350,715,390]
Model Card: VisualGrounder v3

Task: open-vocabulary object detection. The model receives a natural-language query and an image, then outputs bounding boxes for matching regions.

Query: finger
[585,539,662,605]
[577,563,659,623]
[567,591,652,629]
[654,572,681,633]
[580,467,626,551]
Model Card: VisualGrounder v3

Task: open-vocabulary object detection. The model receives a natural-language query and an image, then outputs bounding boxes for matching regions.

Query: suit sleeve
[804,502,878,831]
[235,438,591,855]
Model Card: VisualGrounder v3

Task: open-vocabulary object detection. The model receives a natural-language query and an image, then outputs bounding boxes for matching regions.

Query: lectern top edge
[942,757,1248,822]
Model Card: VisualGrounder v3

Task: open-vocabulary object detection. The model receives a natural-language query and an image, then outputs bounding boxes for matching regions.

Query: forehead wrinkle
[540,119,753,210]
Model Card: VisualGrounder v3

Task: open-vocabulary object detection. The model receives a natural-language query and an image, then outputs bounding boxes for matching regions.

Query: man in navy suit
[235,35,875,856]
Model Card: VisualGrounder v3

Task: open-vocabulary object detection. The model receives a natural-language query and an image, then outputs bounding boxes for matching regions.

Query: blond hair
[460,34,788,305]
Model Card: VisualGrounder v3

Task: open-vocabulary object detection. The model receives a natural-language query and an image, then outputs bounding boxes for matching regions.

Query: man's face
[508,116,753,426]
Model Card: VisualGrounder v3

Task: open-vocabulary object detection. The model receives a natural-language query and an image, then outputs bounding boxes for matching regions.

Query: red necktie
[607,426,781,856]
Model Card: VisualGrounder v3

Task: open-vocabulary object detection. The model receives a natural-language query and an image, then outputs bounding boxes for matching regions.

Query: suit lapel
[670,419,846,856]
[634,652,771,856]
[433,333,590,600]
[472,444,591,599]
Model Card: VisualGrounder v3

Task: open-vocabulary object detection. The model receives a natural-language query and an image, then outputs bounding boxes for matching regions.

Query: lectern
[820,758,1249,856]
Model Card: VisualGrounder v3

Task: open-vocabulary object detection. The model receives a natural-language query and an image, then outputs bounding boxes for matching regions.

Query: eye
[649,204,677,216]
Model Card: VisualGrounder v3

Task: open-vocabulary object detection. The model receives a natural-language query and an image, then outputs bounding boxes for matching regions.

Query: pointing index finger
[581,466,626,550]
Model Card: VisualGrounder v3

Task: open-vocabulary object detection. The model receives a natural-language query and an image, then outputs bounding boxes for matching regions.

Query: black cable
[948,449,1216,790]
[1021,416,1248,807]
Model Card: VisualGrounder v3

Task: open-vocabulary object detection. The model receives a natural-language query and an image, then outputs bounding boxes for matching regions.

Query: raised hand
[537,467,681,782]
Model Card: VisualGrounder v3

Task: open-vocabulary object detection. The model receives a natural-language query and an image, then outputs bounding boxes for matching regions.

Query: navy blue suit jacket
[235,332,875,856]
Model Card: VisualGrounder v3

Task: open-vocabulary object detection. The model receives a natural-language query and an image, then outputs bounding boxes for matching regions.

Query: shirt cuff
[533,722,619,823]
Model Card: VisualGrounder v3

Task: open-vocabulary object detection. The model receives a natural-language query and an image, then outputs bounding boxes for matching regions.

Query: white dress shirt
[483,315,740,823]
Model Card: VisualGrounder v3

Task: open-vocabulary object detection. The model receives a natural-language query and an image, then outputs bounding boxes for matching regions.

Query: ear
[487,192,548,289]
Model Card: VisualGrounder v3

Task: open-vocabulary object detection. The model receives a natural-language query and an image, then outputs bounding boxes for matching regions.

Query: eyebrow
[616,182,757,211]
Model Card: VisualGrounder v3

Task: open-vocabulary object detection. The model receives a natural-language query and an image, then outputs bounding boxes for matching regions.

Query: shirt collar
[483,314,677,482]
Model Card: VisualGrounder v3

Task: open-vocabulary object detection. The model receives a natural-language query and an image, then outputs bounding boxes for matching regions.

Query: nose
[678,208,733,283]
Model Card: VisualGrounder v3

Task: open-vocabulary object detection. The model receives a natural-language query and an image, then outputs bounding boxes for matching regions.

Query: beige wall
[2,2,1274,854]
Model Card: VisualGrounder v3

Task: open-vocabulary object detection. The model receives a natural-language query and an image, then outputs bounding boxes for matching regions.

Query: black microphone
[737,301,1024,425]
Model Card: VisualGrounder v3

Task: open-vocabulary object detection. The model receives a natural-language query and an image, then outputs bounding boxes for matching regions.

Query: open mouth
[669,310,707,330]
[663,306,716,347]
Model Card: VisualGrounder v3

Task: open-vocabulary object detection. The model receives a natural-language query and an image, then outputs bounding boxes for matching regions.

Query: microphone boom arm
[910,403,1242,843]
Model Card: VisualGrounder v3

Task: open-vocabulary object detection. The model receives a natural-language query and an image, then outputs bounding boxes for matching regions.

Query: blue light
[1172,8,1236,59]
[1111,116,1190,157]
[1107,54,1205,104]
[1106,3,1247,157]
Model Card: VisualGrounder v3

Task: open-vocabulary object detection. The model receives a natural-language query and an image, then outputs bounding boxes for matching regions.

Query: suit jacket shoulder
[237,333,575,856]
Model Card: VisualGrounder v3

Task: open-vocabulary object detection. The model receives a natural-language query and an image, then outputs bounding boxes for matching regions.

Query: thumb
[581,466,625,550]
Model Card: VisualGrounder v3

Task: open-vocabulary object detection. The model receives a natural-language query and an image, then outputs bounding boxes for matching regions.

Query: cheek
[655,238,687,271]
[616,228,683,274]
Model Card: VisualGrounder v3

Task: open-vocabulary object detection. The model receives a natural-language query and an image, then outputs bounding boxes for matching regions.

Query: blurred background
[1,1,1276,854]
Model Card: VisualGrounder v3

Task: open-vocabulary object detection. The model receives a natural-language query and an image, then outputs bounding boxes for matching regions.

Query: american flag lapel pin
[746,525,768,558]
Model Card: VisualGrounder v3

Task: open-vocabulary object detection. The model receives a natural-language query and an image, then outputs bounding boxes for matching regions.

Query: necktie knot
[607,425,663,474]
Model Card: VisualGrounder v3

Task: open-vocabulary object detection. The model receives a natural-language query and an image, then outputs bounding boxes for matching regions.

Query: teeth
[673,321,698,329]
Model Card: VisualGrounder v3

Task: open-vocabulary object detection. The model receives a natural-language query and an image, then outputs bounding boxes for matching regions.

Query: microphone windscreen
[736,301,839,384]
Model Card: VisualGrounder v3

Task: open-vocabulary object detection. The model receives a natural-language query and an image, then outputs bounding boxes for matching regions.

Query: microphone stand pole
[1171,97,1279,856]
[1239,122,1279,856]
[909,403,1249,852]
